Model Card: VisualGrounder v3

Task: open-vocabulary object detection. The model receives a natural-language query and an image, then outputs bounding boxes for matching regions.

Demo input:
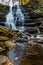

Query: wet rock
[39,26,43,33]
[0,47,5,52]
[0,26,16,51]
[16,37,28,43]
[0,55,13,65]
[26,47,39,56]
[22,35,28,40]
[25,40,43,58]
[21,57,32,65]
[5,41,16,49]
[0,26,14,39]
[0,4,9,15]
[0,55,7,65]
[24,22,41,27]
[0,15,6,22]
[25,27,38,34]
[0,40,16,51]
[36,39,43,44]
[17,31,22,37]
[23,31,30,36]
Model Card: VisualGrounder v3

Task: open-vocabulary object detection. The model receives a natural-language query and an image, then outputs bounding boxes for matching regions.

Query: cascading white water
[5,6,17,30]
[5,2,25,31]
[16,5,25,31]
[16,6,24,25]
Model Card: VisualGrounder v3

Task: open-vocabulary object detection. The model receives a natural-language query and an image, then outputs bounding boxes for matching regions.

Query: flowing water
[5,5,25,65]
[16,6,24,25]
[5,5,25,32]
[7,43,25,65]
[5,6,17,30]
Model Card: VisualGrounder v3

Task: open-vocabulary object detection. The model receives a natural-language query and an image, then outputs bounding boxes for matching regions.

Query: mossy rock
[17,31,22,37]
[0,41,16,51]
[0,26,14,38]
[5,41,16,48]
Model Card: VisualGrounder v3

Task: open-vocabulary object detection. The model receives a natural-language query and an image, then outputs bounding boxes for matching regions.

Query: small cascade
[15,5,25,31]
[5,5,25,31]
[16,5,24,26]
[5,6,17,30]
[37,28,40,34]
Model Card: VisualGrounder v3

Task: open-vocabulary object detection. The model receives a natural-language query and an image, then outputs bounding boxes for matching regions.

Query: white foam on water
[5,6,17,30]
[5,5,25,31]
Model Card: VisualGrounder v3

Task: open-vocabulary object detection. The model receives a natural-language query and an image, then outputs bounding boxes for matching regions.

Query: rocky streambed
[0,26,26,65]
[0,25,43,65]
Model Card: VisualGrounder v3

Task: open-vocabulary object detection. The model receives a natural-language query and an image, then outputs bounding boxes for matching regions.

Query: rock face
[0,4,9,14]
[0,15,6,22]
[0,4,9,23]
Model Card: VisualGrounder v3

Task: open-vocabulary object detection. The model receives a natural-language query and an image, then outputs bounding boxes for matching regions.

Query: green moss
[17,32,22,37]
[4,42,10,48]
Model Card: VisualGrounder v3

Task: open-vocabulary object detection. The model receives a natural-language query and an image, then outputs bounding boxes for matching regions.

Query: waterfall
[5,6,17,30]
[16,6,24,25]
[15,5,25,31]
[5,4,25,31]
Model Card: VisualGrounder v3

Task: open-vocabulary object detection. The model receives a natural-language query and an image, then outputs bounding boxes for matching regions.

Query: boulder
[0,55,13,65]
[25,40,43,58]
[5,41,16,49]
[0,26,14,39]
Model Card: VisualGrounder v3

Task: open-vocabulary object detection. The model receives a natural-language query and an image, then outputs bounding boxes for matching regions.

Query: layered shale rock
[21,39,43,65]
[25,40,43,58]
